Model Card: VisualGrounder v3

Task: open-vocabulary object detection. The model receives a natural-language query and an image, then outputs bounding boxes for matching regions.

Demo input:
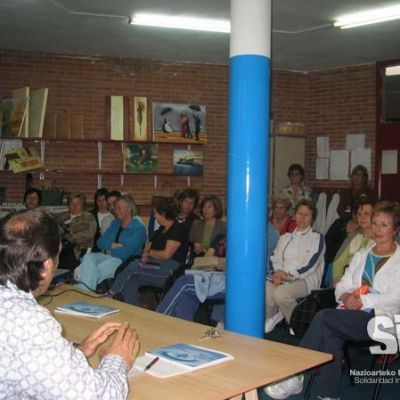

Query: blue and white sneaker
[264,374,304,399]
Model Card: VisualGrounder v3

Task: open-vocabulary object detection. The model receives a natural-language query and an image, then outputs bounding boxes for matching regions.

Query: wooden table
[42,285,332,400]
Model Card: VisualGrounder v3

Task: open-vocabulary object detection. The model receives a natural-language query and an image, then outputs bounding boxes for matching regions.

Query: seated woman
[265,199,325,333]
[176,188,200,237]
[91,188,114,249]
[0,209,138,399]
[331,198,375,286]
[270,195,296,235]
[109,196,188,306]
[75,194,147,291]
[155,223,280,321]
[57,193,97,271]
[337,164,377,218]
[189,195,226,256]
[324,200,360,266]
[23,187,41,209]
[265,201,400,400]
[279,164,313,216]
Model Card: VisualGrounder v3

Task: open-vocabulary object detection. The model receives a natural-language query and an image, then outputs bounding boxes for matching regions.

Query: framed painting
[122,143,158,173]
[133,97,148,141]
[173,149,204,176]
[1,97,28,138]
[152,102,207,144]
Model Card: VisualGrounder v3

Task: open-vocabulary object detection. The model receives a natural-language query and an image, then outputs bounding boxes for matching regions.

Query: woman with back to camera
[279,163,313,216]
[189,195,226,256]
[0,209,139,399]
[266,201,400,399]
[265,199,325,334]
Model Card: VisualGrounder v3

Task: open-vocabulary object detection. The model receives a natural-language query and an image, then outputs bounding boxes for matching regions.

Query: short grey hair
[119,194,138,216]
[69,192,87,208]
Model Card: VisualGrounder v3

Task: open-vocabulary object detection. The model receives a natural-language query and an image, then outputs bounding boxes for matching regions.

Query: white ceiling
[1,0,400,71]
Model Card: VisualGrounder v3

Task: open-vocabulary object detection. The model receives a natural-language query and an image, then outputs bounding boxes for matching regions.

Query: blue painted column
[226,0,271,337]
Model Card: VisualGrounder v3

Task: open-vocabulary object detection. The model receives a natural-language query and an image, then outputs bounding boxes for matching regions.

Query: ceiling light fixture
[129,13,230,33]
[334,4,400,29]
[385,65,400,76]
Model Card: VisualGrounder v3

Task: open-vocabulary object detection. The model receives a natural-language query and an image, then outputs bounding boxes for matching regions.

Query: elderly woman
[331,198,375,285]
[265,199,325,333]
[0,209,138,399]
[279,164,313,215]
[75,194,147,291]
[109,196,188,306]
[189,195,226,256]
[270,196,296,235]
[337,164,377,218]
[266,201,400,400]
[57,193,97,270]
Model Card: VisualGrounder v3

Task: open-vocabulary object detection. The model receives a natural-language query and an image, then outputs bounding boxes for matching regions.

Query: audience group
[3,161,399,400]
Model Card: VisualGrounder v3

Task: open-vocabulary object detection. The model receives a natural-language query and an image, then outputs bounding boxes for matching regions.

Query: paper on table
[330,150,349,180]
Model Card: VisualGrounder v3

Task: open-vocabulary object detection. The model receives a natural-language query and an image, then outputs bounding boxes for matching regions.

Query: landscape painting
[122,143,158,173]
[153,102,207,144]
[173,149,204,176]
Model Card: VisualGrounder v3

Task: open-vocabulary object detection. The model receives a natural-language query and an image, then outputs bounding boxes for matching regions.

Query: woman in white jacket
[266,200,400,400]
[265,199,325,333]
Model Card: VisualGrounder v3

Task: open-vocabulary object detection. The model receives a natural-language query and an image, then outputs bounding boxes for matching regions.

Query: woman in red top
[270,196,296,235]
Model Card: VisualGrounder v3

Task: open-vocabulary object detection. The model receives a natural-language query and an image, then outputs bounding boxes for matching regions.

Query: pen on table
[144,357,159,371]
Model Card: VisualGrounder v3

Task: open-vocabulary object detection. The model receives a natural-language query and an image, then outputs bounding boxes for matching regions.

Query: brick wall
[0,50,376,211]
[306,64,376,189]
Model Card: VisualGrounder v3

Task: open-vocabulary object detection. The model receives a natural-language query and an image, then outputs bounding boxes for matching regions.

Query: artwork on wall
[12,87,30,138]
[1,96,28,138]
[152,102,207,144]
[122,143,158,173]
[173,149,204,176]
[28,88,48,138]
[133,97,147,141]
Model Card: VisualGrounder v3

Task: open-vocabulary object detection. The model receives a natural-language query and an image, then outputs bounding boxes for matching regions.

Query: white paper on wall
[317,136,329,158]
[351,148,371,176]
[316,158,329,179]
[382,150,398,174]
[346,133,365,150]
[330,150,349,180]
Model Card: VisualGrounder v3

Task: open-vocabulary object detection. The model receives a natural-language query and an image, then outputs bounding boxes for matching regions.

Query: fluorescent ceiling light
[129,13,230,33]
[385,65,400,76]
[334,4,400,29]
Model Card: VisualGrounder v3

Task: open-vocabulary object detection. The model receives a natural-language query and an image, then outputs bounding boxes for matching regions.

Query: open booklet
[129,343,234,378]
[54,301,119,319]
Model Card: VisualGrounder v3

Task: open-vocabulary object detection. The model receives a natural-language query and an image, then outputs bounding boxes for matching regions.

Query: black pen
[144,357,159,371]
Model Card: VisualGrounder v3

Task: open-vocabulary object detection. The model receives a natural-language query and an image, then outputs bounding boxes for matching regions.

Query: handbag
[289,288,337,338]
